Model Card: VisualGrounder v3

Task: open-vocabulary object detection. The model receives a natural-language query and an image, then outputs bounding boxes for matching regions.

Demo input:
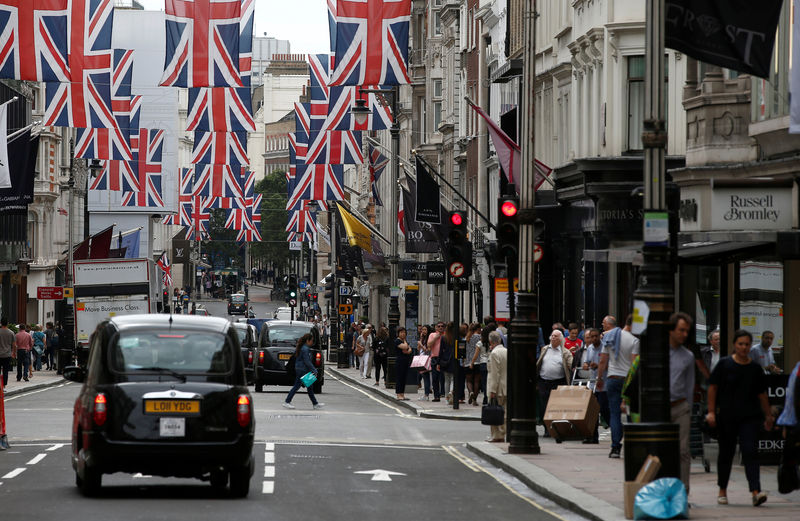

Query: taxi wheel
[255,381,263,393]
[210,470,228,490]
[313,381,323,394]
[229,468,250,498]
[77,467,102,496]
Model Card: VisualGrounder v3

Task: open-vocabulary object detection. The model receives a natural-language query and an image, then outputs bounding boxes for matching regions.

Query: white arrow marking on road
[354,469,407,482]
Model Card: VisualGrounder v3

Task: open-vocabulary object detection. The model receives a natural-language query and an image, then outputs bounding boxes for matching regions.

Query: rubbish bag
[633,478,688,520]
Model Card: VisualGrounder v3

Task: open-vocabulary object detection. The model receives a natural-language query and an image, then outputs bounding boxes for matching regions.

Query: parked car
[253,320,324,394]
[63,314,255,497]
[194,304,210,316]
[228,293,247,315]
[232,322,257,385]
[273,307,293,320]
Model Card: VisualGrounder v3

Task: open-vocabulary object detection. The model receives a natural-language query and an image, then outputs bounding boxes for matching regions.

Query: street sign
[37,286,64,300]
[426,262,446,285]
[448,261,465,278]
[338,303,353,315]
[447,276,469,291]
[299,280,308,289]
[289,299,297,307]
[289,241,302,251]
[63,287,74,298]
[338,285,352,296]
[533,244,543,263]
[359,284,369,298]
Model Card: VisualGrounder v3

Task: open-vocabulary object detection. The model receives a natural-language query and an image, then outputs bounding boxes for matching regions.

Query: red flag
[88,225,114,259]
[467,100,520,184]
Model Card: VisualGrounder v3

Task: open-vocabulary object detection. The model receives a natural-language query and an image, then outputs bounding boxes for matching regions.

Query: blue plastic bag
[300,371,317,388]
[633,478,688,520]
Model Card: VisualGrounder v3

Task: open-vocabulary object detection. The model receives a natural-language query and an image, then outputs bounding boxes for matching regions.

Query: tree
[250,169,290,272]
[202,210,242,270]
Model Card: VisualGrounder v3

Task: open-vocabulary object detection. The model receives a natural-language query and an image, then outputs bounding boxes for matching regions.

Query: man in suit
[486,330,508,442]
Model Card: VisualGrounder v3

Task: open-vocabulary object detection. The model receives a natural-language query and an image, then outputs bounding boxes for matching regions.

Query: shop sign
[711,188,792,230]
[595,196,643,239]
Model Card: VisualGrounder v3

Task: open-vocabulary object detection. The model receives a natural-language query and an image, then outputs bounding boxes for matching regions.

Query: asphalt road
[1,288,587,521]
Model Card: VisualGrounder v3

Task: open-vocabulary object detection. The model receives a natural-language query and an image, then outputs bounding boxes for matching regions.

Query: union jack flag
[185,196,211,240]
[186,87,255,132]
[163,167,196,225]
[192,130,249,165]
[89,159,138,192]
[239,0,254,87]
[327,0,336,52]
[237,226,261,242]
[129,94,143,134]
[308,53,333,102]
[329,85,393,130]
[160,0,243,88]
[288,132,307,187]
[287,164,345,209]
[121,129,166,208]
[330,0,411,86]
[157,252,172,287]
[368,144,388,205]
[286,209,318,234]
[251,193,261,227]
[306,130,363,165]
[0,0,70,82]
[294,102,312,137]
[75,50,137,160]
[192,163,244,198]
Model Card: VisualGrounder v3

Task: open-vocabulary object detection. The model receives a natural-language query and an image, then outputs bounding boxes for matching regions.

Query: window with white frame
[433,10,441,36]
[626,56,669,151]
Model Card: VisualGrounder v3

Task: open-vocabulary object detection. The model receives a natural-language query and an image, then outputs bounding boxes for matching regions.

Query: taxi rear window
[109,330,233,374]
[230,295,245,303]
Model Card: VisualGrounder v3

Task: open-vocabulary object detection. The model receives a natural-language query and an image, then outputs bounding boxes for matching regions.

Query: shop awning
[678,241,772,261]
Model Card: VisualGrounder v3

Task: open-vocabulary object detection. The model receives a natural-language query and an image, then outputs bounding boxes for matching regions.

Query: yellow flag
[337,204,373,253]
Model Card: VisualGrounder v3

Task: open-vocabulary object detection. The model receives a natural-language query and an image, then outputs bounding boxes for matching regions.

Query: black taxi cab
[253,320,324,393]
[227,293,247,315]
[63,314,255,497]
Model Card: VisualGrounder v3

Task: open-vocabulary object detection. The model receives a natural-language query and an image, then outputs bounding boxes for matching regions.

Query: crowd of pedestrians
[0,318,62,387]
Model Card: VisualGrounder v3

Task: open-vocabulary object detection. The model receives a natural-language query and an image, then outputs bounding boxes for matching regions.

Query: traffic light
[286,274,298,304]
[446,210,472,278]
[497,194,519,260]
[324,277,334,301]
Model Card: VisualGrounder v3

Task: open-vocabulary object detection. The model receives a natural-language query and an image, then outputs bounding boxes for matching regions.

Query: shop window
[739,260,784,368]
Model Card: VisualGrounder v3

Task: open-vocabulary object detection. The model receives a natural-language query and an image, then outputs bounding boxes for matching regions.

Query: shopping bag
[633,478,688,520]
[410,354,431,371]
[481,398,505,426]
[300,372,317,388]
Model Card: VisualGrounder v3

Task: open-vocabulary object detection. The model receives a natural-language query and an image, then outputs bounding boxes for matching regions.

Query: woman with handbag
[706,329,773,506]
[394,327,413,400]
[485,331,507,442]
[355,327,372,379]
[373,327,390,386]
[282,334,324,410]
[416,325,432,401]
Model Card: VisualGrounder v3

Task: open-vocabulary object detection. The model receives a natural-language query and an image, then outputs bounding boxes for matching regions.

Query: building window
[433,101,442,131]
[626,56,668,151]
[433,11,441,36]
[433,79,443,98]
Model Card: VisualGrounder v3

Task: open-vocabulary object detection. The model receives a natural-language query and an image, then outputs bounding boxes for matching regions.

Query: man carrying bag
[484,331,507,441]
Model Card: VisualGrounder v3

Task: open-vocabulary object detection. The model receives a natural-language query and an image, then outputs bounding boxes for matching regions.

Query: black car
[63,314,255,497]
[227,293,247,315]
[232,322,257,385]
[253,320,324,394]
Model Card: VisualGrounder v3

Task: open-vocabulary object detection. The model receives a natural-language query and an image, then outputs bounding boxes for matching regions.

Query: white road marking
[264,466,275,478]
[262,481,274,494]
[4,382,72,401]
[271,440,442,451]
[264,443,275,451]
[264,452,275,464]
[354,469,407,482]
[46,444,66,452]
[2,468,26,479]
[132,473,153,478]
[326,373,409,416]
[26,454,47,465]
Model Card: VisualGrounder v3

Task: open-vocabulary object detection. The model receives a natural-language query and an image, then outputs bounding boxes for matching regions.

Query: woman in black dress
[394,327,413,400]
[706,329,775,506]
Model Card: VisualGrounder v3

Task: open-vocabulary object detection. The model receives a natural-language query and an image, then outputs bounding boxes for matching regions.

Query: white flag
[791,0,800,133]
[0,105,9,188]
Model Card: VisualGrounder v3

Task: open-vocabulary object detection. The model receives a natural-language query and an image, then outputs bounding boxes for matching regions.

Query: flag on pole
[0,0,71,82]
[157,252,172,287]
[337,203,372,253]
[467,99,520,185]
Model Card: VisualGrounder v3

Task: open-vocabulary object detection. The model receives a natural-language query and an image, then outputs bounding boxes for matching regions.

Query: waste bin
[57,349,73,374]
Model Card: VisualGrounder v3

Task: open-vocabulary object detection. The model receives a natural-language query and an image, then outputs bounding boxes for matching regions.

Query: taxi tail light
[93,393,107,426]
[247,351,254,364]
[236,395,251,427]
[258,350,265,365]
[314,352,322,367]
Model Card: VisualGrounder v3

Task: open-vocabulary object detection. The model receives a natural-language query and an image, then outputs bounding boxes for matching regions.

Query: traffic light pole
[507,0,541,454]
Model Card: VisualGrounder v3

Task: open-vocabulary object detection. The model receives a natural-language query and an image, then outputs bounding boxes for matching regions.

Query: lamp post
[624,0,680,481]
[352,87,401,388]
[60,139,77,372]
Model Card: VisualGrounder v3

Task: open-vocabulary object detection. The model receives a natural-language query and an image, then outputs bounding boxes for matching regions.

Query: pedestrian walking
[668,312,696,493]
[0,317,15,387]
[394,327,413,400]
[428,322,445,401]
[465,323,482,405]
[437,322,457,404]
[416,325,432,400]
[582,328,609,444]
[373,327,390,386]
[44,322,55,370]
[706,329,773,507]
[536,329,573,436]
[486,331,507,442]
[14,324,33,382]
[31,325,46,372]
[596,315,640,458]
[282,334,324,410]
[356,327,372,379]
[750,330,781,374]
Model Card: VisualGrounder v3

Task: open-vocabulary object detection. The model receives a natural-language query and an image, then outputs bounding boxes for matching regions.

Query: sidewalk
[2,368,65,397]
[328,365,481,420]
[331,363,800,520]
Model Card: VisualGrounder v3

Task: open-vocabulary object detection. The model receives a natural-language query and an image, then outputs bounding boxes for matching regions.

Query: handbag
[410,354,431,371]
[300,371,317,388]
[481,398,505,426]
[354,343,365,357]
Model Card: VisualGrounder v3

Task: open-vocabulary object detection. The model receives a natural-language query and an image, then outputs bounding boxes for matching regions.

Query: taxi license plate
[160,417,185,437]
[145,400,200,415]
[278,353,292,361]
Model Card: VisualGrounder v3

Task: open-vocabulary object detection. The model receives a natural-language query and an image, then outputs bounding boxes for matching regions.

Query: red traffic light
[450,212,463,226]
[501,200,518,217]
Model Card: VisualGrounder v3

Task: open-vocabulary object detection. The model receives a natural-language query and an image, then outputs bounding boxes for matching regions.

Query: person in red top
[427,322,445,401]
[564,323,584,354]
[13,323,33,382]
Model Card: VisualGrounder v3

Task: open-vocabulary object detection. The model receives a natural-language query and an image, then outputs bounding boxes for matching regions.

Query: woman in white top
[356,327,372,379]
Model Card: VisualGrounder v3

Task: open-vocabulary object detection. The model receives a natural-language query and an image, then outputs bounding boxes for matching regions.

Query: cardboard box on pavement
[624,455,662,519]
[543,385,599,438]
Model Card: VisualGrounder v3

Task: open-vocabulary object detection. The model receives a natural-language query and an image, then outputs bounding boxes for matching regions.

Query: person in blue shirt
[283,334,324,410]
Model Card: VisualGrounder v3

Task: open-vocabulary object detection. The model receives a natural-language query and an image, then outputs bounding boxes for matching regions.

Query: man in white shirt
[596,315,640,458]
[536,330,573,437]
[750,330,780,374]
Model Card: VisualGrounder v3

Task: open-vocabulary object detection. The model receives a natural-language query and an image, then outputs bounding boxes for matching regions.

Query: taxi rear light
[236,395,251,427]
[93,393,107,426]
[258,351,265,365]
[314,352,322,367]
[247,351,254,364]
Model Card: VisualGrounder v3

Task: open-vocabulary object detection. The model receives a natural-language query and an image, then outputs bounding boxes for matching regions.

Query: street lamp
[352,87,401,389]
[60,139,78,373]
